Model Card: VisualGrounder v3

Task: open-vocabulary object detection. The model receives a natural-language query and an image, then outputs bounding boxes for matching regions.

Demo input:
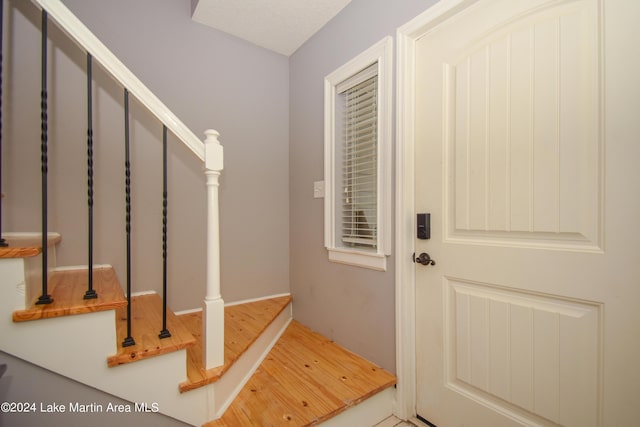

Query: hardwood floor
[207,320,396,427]
[179,295,292,392]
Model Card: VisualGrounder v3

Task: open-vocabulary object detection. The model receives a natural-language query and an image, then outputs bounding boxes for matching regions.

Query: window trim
[324,36,393,271]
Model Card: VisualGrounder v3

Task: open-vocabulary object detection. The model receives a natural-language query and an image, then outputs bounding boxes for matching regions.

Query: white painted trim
[203,297,224,369]
[131,290,158,297]
[324,36,393,271]
[410,416,430,426]
[2,231,61,239]
[52,264,112,272]
[174,307,203,316]
[318,386,395,427]
[327,247,387,271]
[31,0,205,161]
[202,130,225,370]
[394,22,417,422]
[173,293,292,315]
[394,0,480,421]
[224,292,292,307]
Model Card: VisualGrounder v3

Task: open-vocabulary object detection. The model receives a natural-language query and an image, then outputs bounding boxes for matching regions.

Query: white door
[413,0,640,425]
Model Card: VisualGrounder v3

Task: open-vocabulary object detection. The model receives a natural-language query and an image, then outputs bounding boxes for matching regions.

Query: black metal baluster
[0,0,7,248]
[84,53,97,299]
[159,125,170,339]
[36,10,52,305]
[122,89,135,347]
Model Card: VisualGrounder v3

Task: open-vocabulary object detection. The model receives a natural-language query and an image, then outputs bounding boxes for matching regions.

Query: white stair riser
[3,258,27,311]
[318,387,395,427]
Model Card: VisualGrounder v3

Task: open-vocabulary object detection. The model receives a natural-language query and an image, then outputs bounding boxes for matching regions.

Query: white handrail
[32,0,205,161]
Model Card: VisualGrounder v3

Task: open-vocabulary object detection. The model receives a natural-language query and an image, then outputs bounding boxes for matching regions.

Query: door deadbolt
[417,213,431,239]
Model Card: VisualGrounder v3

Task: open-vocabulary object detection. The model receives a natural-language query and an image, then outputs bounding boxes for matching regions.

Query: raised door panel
[445,0,601,251]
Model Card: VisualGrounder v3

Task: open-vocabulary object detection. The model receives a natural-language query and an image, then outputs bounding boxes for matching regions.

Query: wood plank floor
[108,293,196,367]
[206,320,397,427]
[12,267,127,322]
[179,295,292,392]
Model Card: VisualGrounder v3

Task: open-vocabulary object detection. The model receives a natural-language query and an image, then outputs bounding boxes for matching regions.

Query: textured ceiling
[191,0,353,56]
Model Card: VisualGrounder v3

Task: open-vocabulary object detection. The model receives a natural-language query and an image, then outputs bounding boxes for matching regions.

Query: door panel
[443,278,601,426]
[414,0,639,425]
[442,0,601,251]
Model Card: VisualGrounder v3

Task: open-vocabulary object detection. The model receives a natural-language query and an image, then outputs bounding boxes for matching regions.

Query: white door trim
[394,0,480,420]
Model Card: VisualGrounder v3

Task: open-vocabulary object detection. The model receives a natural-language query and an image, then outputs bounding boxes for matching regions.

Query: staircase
[0,235,396,426]
[0,234,230,425]
[0,0,397,425]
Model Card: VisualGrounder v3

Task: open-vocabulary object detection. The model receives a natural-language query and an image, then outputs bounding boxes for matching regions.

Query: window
[324,37,392,271]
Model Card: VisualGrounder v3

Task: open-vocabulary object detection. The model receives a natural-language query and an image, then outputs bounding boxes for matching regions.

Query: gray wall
[0,351,189,427]
[1,0,440,379]
[289,0,436,373]
[3,0,290,309]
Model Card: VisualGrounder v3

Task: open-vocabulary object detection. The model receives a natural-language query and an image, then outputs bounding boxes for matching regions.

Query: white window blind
[324,36,391,270]
[340,70,378,249]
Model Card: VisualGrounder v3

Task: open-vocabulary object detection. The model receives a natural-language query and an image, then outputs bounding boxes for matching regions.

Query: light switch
[313,181,325,198]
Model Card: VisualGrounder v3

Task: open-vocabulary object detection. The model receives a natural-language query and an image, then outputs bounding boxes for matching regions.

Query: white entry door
[413,0,640,425]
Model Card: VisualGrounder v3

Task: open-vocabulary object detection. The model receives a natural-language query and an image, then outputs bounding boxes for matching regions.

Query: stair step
[179,295,292,392]
[206,320,396,426]
[12,267,127,322]
[0,233,62,259]
[107,293,196,367]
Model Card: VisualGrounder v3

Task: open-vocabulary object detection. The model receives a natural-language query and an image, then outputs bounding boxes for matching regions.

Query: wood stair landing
[207,320,397,427]
[12,267,127,322]
[0,233,62,259]
[179,295,292,392]
[108,293,196,367]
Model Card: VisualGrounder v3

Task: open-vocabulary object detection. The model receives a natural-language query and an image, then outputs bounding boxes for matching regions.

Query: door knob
[413,252,436,266]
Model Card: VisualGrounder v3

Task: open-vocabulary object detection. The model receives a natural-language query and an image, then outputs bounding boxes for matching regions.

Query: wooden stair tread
[13,267,127,322]
[0,233,62,259]
[205,320,397,427]
[179,295,292,392]
[108,293,196,367]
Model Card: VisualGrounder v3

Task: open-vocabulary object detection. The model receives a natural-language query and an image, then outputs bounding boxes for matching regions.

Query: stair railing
[122,89,135,347]
[159,125,171,340]
[0,0,6,248]
[84,52,97,300]
[26,0,225,369]
[36,9,52,305]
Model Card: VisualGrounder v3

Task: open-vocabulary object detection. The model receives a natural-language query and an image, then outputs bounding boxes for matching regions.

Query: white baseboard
[224,292,291,307]
[52,264,112,271]
[174,307,203,315]
[131,290,158,297]
[174,292,292,315]
[318,386,396,427]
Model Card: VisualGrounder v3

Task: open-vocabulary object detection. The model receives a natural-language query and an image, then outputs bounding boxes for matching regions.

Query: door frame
[394,0,480,421]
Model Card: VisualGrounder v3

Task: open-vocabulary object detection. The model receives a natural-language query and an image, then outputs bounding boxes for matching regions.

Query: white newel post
[203,129,224,369]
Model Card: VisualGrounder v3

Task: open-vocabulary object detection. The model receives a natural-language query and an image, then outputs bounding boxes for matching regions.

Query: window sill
[327,247,387,271]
